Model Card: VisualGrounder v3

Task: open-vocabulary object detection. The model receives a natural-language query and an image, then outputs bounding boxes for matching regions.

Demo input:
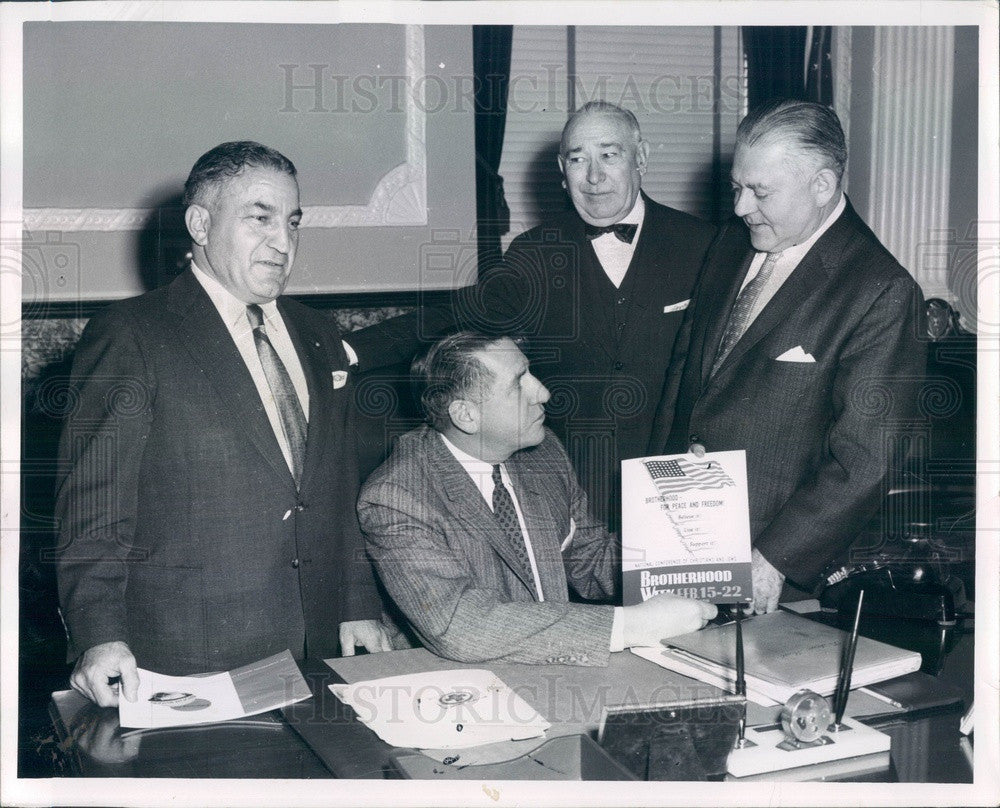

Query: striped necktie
[246,304,307,485]
[712,252,780,376]
[491,464,534,582]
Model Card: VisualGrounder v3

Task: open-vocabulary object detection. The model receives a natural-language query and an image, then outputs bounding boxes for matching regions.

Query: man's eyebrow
[244,201,302,218]
[730,178,772,191]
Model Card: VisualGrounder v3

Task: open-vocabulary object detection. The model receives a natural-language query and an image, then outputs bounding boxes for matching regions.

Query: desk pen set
[726,591,892,777]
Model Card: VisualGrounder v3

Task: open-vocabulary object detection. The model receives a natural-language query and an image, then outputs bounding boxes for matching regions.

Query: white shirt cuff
[610,606,625,653]
[342,340,359,367]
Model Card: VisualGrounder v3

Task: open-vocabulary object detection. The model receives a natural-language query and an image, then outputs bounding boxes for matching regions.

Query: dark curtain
[743,26,833,109]
[473,25,513,273]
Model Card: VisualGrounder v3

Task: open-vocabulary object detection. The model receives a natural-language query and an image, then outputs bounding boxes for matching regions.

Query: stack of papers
[331,669,550,749]
[633,610,922,706]
[119,649,312,728]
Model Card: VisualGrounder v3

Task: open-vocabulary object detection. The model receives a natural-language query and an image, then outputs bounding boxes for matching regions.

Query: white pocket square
[663,299,690,314]
[332,370,349,388]
[775,346,815,363]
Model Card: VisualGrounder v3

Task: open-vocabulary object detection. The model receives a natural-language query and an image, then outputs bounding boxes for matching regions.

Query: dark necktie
[583,222,638,244]
[491,464,534,583]
[711,252,781,376]
[246,304,307,485]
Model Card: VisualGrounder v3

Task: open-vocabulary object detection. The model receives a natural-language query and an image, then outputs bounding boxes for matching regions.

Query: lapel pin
[332,370,348,389]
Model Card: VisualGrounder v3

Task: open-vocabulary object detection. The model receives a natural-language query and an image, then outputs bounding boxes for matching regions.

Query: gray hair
[736,99,847,182]
[560,101,642,155]
[183,141,297,208]
[411,332,503,432]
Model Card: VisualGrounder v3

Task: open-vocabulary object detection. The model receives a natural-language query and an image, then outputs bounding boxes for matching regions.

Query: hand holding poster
[622,451,753,606]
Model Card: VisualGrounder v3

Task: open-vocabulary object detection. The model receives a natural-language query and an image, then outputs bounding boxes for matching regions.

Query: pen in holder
[733,606,750,749]
[832,589,865,731]
[726,590,892,778]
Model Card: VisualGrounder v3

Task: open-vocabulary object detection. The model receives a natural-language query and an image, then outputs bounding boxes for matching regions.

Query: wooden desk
[49,619,973,782]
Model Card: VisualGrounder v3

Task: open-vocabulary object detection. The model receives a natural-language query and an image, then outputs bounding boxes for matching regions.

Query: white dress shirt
[738,193,847,325]
[590,194,645,288]
[440,433,545,601]
[191,262,309,476]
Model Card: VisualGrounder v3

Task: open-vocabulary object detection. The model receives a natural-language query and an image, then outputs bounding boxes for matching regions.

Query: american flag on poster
[643,458,735,496]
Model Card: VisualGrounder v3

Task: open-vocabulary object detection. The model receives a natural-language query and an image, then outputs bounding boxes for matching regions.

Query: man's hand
[622,593,717,648]
[750,547,785,614]
[339,619,394,656]
[70,641,138,707]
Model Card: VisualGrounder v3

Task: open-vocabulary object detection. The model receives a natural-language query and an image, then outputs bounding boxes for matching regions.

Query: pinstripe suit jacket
[358,425,618,666]
[55,269,381,674]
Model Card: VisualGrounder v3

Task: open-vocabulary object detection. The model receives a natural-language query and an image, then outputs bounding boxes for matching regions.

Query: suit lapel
[167,271,294,489]
[506,450,567,602]
[706,202,858,383]
[428,432,537,596]
[698,230,755,388]
[711,252,827,380]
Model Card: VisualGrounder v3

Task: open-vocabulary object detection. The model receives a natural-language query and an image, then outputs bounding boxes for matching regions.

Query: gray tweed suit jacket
[358,425,618,666]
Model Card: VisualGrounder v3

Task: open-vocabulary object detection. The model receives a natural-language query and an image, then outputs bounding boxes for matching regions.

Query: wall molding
[867,27,954,297]
[24,26,427,232]
[832,26,852,193]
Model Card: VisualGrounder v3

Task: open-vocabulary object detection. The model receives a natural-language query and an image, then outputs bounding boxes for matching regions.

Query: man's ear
[635,139,650,175]
[556,154,567,188]
[448,398,479,435]
[185,204,211,247]
[811,167,838,207]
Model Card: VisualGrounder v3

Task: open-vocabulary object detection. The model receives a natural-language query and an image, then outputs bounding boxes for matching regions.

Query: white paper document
[622,451,753,605]
[331,668,550,749]
[119,649,311,729]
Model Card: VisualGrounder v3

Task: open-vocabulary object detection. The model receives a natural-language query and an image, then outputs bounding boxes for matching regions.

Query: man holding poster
[648,100,925,614]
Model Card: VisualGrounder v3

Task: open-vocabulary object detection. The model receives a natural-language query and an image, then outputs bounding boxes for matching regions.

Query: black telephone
[818,537,969,626]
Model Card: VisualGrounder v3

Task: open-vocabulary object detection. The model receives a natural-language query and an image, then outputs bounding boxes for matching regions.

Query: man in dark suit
[648,100,926,614]
[358,332,715,666]
[350,101,716,530]
[56,142,391,706]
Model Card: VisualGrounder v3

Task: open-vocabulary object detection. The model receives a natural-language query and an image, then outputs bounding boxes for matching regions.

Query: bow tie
[583,222,638,244]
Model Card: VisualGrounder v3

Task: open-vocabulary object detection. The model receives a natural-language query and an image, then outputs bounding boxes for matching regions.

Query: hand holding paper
[749,549,785,614]
[70,640,139,707]
[118,650,311,729]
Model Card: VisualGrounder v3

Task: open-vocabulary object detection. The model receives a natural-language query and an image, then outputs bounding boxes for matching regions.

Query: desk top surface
[48,617,974,782]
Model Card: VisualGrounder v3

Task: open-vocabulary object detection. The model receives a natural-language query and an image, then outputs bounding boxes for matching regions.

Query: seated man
[358,332,716,666]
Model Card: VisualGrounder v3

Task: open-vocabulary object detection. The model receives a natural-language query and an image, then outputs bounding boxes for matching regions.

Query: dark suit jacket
[358,426,618,666]
[350,194,716,527]
[55,269,382,674]
[648,201,926,588]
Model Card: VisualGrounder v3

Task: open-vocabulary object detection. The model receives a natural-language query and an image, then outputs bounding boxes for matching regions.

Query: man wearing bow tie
[55,142,391,706]
[648,100,926,614]
[350,101,715,532]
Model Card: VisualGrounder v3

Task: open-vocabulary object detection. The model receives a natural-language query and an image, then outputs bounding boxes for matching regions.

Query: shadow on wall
[519,139,573,227]
[134,188,190,293]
